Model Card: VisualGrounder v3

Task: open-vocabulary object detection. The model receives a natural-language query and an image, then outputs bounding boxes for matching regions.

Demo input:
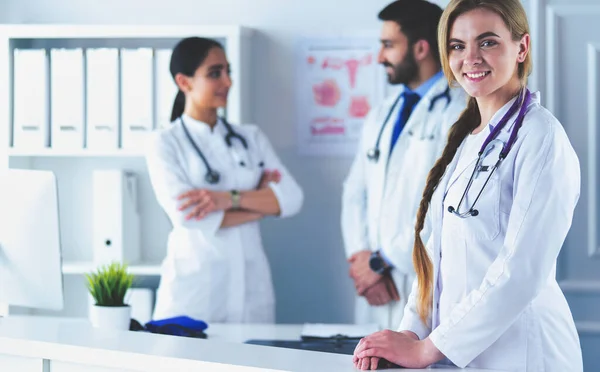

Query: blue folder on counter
[144,316,208,339]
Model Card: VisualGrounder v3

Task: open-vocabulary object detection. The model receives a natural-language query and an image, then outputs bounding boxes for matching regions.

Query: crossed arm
[177,170,283,228]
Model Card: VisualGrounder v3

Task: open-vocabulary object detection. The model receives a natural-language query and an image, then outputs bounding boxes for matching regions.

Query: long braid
[413,96,480,325]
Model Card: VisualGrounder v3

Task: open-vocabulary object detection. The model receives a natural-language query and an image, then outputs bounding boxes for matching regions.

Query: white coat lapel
[380,86,404,174]
[433,148,458,232]
[371,92,402,213]
[430,148,458,326]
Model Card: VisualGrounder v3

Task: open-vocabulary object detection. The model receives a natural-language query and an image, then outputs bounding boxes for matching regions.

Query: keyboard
[244,338,360,355]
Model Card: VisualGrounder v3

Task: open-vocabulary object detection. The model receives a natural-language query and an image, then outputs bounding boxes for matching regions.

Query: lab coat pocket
[460,162,501,241]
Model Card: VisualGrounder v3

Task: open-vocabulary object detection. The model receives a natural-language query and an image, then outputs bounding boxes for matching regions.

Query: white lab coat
[341,77,467,329]
[145,115,303,323]
[399,92,583,371]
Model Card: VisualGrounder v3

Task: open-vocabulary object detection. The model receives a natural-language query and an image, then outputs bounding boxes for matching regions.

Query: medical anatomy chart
[296,36,385,156]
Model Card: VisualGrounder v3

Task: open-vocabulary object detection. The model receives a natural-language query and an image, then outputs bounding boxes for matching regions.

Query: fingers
[376,288,390,306]
[357,274,381,296]
[354,331,387,356]
[354,337,367,356]
[353,356,379,371]
[177,190,195,200]
[370,357,380,370]
[356,333,391,360]
[178,189,212,211]
[179,195,205,212]
[365,291,381,306]
[385,276,400,302]
[360,357,370,370]
[353,337,364,357]
[357,347,384,360]
[261,169,281,184]
[364,282,386,306]
[185,198,215,220]
[348,249,367,263]
[378,285,392,305]
[272,170,281,183]
[349,264,357,278]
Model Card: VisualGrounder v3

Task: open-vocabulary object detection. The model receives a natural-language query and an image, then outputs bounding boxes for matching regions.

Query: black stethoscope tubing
[367,85,452,162]
[179,116,251,185]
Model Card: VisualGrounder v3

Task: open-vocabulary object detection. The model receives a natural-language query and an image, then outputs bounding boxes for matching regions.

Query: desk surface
[0,316,502,372]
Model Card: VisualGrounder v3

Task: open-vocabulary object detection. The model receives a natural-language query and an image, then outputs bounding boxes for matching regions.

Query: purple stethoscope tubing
[448,88,532,218]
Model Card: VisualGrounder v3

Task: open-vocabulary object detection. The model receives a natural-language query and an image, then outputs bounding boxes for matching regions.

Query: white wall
[1,0,431,323]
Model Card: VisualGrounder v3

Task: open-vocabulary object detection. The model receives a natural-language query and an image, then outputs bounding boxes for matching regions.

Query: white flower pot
[90,305,131,331]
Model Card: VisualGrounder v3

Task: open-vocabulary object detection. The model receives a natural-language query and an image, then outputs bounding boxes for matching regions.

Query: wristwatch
[369,250,389,275]
[230,190,241,209]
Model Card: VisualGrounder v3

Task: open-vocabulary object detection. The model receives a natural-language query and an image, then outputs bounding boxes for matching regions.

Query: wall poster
[296,36,385,156]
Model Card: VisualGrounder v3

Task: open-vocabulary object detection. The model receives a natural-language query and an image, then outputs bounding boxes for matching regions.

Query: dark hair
[378,0,444,64]
[169,37,224,122]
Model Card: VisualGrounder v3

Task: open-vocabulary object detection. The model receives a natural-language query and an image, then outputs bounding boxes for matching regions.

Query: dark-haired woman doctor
[145,37,303,324]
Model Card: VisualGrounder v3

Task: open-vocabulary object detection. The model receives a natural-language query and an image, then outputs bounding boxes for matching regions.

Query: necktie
[389,91,421,154]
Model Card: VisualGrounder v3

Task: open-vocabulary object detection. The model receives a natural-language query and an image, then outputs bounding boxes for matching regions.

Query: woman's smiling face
[448,7,528,99]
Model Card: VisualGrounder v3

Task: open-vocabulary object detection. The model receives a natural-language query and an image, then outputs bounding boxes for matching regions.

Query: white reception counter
[0,316,503,371]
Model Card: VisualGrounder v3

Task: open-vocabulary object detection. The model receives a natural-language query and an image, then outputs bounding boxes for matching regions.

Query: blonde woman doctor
[146,37,304,323]
[353,0,583,371]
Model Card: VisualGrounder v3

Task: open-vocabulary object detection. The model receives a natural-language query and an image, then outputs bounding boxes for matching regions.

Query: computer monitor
[0,168,64,314]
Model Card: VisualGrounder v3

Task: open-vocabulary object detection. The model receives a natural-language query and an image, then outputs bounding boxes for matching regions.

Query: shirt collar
[180,114,223,136]
[486,90,540,132]
[403,70,444,98]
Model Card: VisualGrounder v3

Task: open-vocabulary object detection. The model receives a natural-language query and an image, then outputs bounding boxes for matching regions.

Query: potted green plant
[85,261,135,331]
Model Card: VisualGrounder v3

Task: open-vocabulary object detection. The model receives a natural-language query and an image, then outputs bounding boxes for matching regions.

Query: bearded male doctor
[341,0,466,330]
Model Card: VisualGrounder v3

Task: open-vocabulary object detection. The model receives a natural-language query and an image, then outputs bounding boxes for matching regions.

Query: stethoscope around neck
[367,84,452,162]
[179,116,259,185]
[447,89,532,218]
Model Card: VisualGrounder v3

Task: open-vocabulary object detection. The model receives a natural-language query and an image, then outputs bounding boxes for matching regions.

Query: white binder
[120,48,154,151]
[154,49,178,129]
[50,48,85,150]
[86,48,119,150]
[92,170,140,265]
[12,48,50,150]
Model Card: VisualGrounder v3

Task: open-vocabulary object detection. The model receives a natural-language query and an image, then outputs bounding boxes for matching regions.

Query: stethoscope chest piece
[367,148,380,162]
[205,170,220,184]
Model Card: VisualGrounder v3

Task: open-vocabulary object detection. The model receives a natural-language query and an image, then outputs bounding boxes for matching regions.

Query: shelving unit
[0,24,254,317]
[62,260,162,276]
[8,148,145,157]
